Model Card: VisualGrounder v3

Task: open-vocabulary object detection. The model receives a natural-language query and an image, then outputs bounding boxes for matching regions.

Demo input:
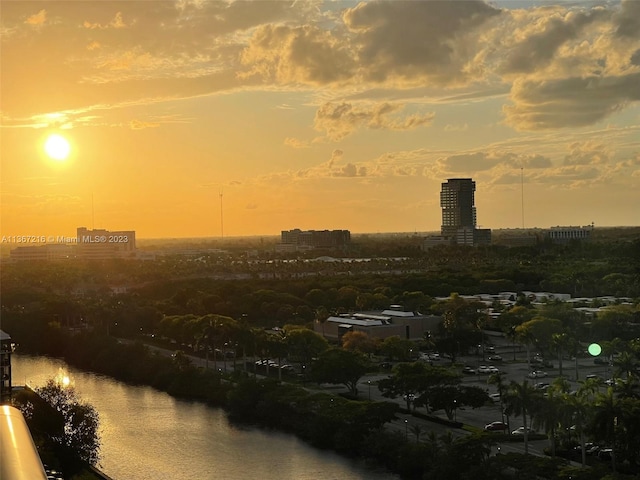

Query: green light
[588,343,602,356]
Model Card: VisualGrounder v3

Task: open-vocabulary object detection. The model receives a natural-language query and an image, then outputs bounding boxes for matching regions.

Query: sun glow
[44,133,71,161]
[55,368,73,388]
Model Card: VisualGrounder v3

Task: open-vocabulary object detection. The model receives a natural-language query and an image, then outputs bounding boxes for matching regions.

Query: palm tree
[613,351,638,380]
[532,385,568,457]
[590,387,620,472]
[410,424,424,444]
[551,332,570,377]
[488,372,509,427]
[566,390,593,467]
[503,380,542,455]
[514,324,536,369]
[615,376,640,399]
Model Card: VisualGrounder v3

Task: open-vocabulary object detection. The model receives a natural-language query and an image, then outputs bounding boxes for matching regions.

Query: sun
[44,133,71,161]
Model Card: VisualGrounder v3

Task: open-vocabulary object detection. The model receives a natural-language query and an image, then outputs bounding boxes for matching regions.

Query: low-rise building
[547,225,594,243]
[76,227,136,259]
[315,305,442,342]
[280,229,351,250]
[9,244,74,262]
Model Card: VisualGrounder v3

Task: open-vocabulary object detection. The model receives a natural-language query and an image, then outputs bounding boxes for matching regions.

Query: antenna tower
[219,188,224,239]
[521,167,525,229]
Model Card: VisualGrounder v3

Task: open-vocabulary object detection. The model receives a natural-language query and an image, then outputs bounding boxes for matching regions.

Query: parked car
[403,393,416,402]
[527,370,547,379]
[512,426,536,435]
[534,382,550,390]
[488,355,503,362]
[489,393,501,403]
[484,421,508,432]
[573,443,600,456]
[462,366,476,375]
[478,365,500,374]
[598,448,613,461]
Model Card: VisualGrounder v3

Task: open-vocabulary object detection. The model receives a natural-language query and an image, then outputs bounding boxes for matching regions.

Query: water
[12,355,397,480]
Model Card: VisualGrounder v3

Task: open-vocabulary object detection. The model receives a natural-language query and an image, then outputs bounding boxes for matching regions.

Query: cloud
[437,152,499,173]
[314,101,435,141]
[240,23,355,84]
[25,9,47,26]
[444,123,469,132]
[435,150,548,173]
[2,0,639,135]
[614,0,640,39]
[335,163,358,177]
[129,119,160,130]
[504,73,640,130]
[83,11,127,29]
[284,137,309,149]
[563,142,610,166]
[342,0,502,85]
[328,149,344,168]
[499,8,609,76]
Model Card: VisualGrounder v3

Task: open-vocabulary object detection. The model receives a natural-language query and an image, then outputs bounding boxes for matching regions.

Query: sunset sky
[1,0,639,239]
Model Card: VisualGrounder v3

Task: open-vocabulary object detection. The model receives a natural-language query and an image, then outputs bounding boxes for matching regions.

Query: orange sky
[1,0,639,239]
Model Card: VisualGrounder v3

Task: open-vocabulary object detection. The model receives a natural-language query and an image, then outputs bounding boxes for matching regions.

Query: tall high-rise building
[440,178,476,238]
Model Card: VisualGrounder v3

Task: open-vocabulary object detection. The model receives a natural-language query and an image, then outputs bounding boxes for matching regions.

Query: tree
[613,351,639,380]
[427,385,489,420]
[311,348,368,396]
[551,332,571,377]
[378,362,460,411]
[379,335,414,361]
[265,331,289,381]
[285,327,329,367]
[431,293,486,362]
[532,384,568,457]
[488,372,509,426]
[378,362,431,411]
[516,316,564,358]
[590,387,621,472]
[503,380,542,455]
[341,330,376,356]
[565,378,604,468]
[36,379,101,465]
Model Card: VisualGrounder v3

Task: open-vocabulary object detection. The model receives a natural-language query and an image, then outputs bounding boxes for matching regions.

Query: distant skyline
[1,0,639,239]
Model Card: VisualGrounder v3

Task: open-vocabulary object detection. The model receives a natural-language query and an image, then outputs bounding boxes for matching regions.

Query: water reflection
[13,355,397,480]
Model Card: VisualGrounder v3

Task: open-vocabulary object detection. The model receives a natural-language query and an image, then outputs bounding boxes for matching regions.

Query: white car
[512,426,536,435]
[527,370,547,379]
[489,393,501,403]
[477,365,499,374]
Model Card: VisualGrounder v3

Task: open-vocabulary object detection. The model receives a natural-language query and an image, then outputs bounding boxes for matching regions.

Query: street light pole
[368,380,371,401]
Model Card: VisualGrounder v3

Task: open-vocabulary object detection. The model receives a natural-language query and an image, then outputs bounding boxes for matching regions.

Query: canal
[13,355,397,480]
